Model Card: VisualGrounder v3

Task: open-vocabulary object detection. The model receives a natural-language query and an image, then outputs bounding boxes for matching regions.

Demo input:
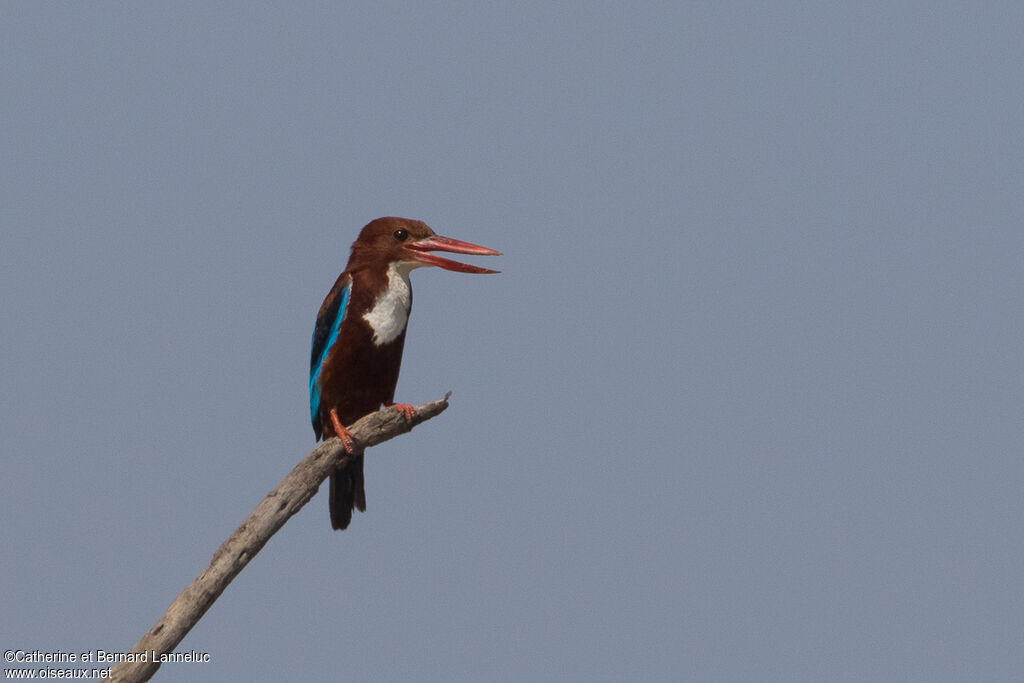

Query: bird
[310,217,501,530]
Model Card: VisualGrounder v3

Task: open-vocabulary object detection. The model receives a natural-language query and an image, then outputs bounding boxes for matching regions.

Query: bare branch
[103,394,451,683]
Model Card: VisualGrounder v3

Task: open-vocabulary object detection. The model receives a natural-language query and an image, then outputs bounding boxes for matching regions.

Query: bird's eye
[393,229,408,241]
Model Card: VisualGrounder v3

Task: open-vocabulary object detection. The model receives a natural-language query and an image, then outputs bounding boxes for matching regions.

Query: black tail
[329,454,366,530]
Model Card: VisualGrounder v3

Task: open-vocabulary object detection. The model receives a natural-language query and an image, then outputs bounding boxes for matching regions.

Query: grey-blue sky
[2,3,1023,681]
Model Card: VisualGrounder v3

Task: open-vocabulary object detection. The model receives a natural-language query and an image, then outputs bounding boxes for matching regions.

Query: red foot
[386,401,416,420]
[329,409,355,452]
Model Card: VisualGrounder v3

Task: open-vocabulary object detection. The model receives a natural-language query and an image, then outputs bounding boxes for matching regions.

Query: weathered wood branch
[103,394,451,683]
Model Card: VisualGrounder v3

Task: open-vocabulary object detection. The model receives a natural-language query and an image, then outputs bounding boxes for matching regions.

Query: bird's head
[350,217,501,274]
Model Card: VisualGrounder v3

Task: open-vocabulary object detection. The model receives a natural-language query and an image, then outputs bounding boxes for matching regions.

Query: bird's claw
[387,402,416,421]
[329,409,356,453]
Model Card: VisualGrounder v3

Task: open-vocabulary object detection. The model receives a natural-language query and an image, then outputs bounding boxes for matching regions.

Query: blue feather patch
[310,280,351,432]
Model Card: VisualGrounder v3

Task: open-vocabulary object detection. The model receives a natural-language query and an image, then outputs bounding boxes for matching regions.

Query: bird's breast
[362,263,414,346]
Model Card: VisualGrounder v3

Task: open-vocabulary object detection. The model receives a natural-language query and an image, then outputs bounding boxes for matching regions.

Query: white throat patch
[362,262,419,345]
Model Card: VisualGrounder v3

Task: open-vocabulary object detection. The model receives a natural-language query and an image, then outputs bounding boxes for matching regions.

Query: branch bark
[103,394,451,683]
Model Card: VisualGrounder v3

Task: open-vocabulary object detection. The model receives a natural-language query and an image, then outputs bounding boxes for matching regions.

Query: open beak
[405,235,502,273]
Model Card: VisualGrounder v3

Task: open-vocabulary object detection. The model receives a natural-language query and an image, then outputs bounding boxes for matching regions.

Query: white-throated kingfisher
[310,217,501,530]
